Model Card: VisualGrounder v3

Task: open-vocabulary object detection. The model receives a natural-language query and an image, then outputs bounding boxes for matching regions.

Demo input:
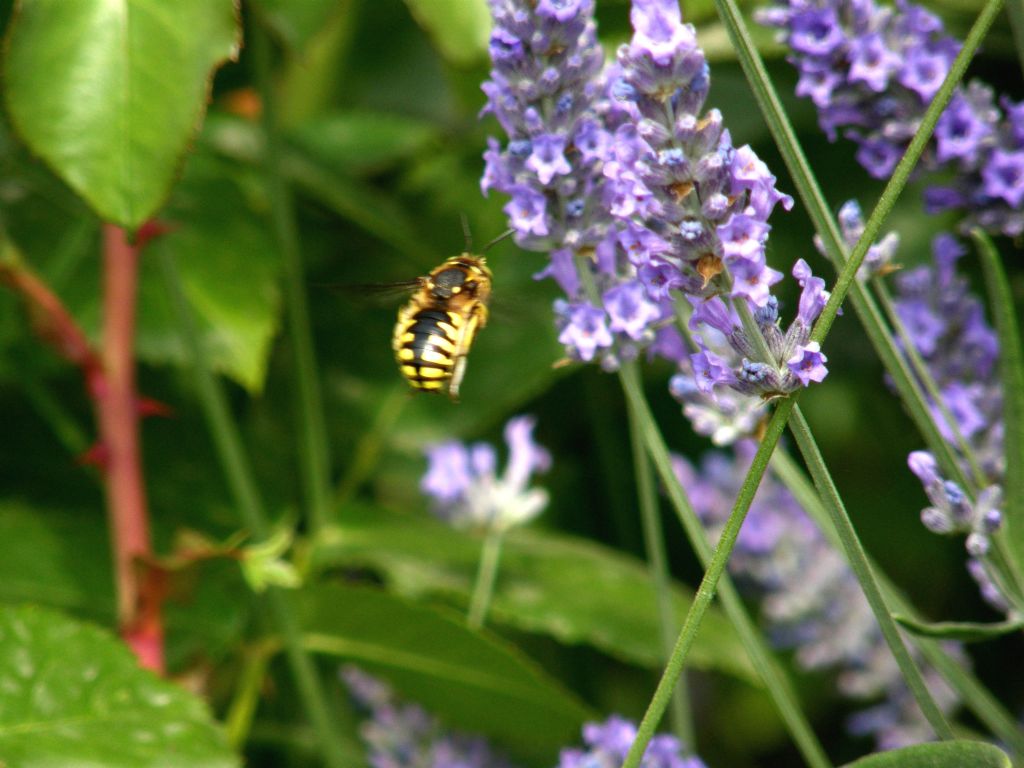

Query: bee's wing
[314,277,426,305]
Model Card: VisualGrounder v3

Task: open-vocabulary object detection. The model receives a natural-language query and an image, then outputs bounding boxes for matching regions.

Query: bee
[392,252,493,400]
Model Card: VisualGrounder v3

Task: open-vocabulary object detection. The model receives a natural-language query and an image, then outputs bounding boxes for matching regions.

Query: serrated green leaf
[4,0,240,228]
[300,583,592,766]
[893,613,1024,642]
[840,741,1011,768]
[0,604,239,768]
[312,506,757,684]
[403,0,491,66]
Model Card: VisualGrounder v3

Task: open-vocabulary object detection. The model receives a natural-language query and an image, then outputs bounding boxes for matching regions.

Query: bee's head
[430,267,468,299]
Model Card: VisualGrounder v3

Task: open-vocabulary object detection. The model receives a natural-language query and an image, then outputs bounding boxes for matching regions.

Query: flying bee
[392,253,493,400]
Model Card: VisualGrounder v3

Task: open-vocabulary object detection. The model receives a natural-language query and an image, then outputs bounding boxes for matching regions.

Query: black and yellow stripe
[395,308,462,392]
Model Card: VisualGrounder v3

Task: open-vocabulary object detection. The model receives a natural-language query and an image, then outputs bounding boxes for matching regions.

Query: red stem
[98,224,164,673]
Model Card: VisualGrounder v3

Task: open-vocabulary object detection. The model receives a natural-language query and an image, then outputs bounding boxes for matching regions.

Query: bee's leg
[447,313,480,402]
[448,355,467,402]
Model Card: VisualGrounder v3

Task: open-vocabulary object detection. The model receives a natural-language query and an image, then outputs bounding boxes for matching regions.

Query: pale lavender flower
[558,716,706,768]
[422,415,551,531]
[342,666,519,768]
[892,235,1002,479]
[674,443,962,749]
[759,0,1024,236]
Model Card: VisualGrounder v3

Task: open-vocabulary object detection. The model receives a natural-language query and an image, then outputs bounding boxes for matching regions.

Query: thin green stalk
[225,641,275,750]
[711,0,1004,495]
[251,14,333,534]
[467,528,505,630]
[787,406,954,740]
[627,400,692,747]
[158,250,349,768]
[872,278,987,489]
[770,449,1024,759]
[973,230,1024,602]
[334,384,408,508]
[619,365,831,768]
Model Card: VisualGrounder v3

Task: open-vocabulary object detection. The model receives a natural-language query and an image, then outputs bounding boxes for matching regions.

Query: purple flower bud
[908,451,940,486]
[793,258,829,326]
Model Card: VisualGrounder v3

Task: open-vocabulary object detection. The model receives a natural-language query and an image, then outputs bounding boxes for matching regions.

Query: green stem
[158,250,349,768]
[619,365,831,768]
[627,399,692,747]
[787,406,954,740]
[334,384,408,508]
[467,528,505,630]
[712,0,1003,494]
[770,448,1024,758]
[251,14,333,534]
[973,230,1024,605]
[225,641,275,750]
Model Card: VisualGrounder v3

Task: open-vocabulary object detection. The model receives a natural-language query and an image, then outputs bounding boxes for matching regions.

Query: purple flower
[484,0,794,392]
[848,34,901,92]
[559,716,706,768]
[787,341,829,385]
[981,148,1024,208]
[422,414,551,531]
[603,281,663,340]
[557,301,614,361]
[760,0,1024,236]
[526,133,573,185]
[895,237,1011,613]
[342,666,519,768]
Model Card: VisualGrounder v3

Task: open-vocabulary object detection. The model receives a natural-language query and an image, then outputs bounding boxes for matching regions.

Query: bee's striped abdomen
[395,308,460,392]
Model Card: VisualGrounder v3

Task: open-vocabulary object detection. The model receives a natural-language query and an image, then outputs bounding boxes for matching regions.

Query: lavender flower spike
[342,665,519,768]
[482,0,608,256]
[759,0,1024,236]
[422,415,551,531]
[676,443,963,749]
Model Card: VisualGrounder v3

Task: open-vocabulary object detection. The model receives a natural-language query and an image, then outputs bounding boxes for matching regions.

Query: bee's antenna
[460,213,474,253]
[483,228,516,252]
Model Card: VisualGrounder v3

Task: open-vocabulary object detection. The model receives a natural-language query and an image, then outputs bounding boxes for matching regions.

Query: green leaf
[255,0,344,52]
[840,741,1011,768]
[136,153,282,392]
[300,583,592,766]
[0,604,238,768]
[0,502,114,620]
[893,613,1024,642]
[403,0,491,66]
[3,0,240,228]
[312,506,757,684]
[289,111,439,176]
